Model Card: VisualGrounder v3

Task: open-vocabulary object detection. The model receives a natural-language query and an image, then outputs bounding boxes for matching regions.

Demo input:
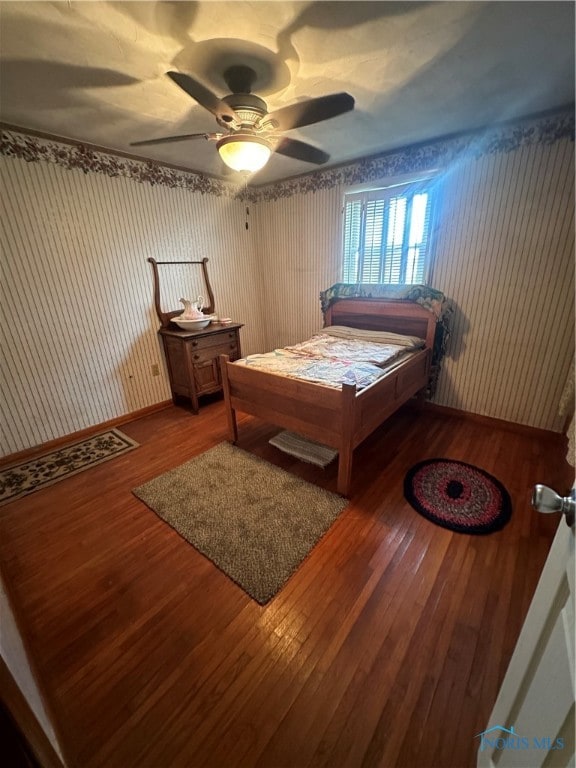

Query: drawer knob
[192,341,198,347]
[194,354,200,360]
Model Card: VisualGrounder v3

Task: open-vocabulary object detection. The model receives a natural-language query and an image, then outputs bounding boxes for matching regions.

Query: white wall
[0,574,65,762]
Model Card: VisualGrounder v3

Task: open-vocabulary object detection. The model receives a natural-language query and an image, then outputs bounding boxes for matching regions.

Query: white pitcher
[180,296,204,319]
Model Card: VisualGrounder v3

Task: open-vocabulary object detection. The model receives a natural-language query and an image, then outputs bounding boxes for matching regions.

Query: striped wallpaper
[432,139,575,431]
[0,158,266,455]
[1,128,574,456]
[252,136,575,433]
[253,188,344,348]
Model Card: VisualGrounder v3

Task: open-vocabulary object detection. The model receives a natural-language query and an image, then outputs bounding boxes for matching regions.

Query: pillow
[321,325,425,348]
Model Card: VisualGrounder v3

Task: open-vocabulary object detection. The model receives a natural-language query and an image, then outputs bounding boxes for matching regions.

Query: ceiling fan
[130,65,355,174]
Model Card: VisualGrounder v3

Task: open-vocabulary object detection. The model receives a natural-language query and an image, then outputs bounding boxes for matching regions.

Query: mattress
[238,326,424,390]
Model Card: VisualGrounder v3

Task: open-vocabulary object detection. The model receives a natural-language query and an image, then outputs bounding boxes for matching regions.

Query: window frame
[341,170,441,286]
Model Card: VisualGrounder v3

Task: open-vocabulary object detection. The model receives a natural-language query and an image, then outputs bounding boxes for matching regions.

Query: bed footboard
[220,353,356,495]
[220,354,346,447]
[219,348,430,497]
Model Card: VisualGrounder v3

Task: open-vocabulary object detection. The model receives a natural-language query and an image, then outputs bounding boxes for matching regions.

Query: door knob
[532,484,575,527]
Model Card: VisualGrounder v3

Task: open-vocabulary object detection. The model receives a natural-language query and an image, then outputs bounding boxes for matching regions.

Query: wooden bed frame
[219,297,437,497]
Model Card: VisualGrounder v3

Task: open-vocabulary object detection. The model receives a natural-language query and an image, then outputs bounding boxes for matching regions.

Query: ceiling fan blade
[274,137,330,165]
[130,133,215,147]
[167,71,237,123]
[267,92,354,131]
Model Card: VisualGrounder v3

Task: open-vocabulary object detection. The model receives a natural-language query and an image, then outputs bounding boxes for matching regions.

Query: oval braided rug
[404,459,512,534]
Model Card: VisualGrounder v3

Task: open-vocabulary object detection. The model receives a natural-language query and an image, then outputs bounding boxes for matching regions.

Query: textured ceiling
[0,1,574,185]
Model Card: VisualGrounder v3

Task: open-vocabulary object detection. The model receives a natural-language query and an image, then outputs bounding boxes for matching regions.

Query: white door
[477,487,575,768]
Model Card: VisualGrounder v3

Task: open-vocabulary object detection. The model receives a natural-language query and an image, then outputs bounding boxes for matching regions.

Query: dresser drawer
[190,341,239,364]
[187,330,238,352]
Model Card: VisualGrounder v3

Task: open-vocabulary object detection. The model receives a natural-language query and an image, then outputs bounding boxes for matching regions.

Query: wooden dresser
[159,322,243,413]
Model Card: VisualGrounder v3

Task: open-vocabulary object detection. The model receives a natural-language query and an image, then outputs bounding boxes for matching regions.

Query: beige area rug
[132,442,348,604]
[269,430,338,468]
[0,429,139,507]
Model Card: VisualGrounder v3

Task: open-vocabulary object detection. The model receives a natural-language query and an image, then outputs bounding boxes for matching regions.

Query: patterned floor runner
[0,429,139,507]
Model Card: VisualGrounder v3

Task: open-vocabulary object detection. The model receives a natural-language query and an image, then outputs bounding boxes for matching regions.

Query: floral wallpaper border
[253,109,575,202]
[1,108,573,203]
[0,129,242,199]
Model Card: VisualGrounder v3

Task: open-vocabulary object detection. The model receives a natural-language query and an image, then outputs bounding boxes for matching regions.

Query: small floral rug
[0,429,139,507]
[404,458,512,534]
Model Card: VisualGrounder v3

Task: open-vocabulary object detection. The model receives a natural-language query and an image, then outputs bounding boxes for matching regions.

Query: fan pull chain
[244,176,250,230]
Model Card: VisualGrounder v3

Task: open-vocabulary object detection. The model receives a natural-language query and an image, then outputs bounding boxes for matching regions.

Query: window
[342,176,437,285]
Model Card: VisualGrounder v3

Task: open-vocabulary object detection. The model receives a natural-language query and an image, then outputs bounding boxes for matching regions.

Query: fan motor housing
[223,92,267,114]
[221,92,268,130]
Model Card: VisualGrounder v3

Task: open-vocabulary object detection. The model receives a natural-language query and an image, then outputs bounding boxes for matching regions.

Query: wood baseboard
[3,399,567,468]
[0,401,173,468]
[416,401,567,442]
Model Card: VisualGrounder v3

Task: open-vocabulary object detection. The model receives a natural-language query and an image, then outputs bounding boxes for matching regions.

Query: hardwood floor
[0,399,572,768]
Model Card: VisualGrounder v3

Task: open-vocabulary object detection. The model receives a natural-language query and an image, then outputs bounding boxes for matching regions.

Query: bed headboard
[323,297,437,349]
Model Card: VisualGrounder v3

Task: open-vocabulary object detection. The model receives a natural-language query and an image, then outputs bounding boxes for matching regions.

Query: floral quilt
[240,332,415,390]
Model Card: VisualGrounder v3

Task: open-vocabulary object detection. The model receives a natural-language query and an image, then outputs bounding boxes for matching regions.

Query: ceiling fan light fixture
[217,134,271,173]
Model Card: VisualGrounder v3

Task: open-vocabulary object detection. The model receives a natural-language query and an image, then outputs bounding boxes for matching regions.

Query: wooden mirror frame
[148,257,216,328]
